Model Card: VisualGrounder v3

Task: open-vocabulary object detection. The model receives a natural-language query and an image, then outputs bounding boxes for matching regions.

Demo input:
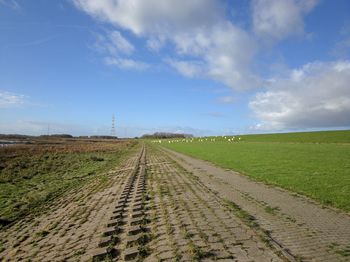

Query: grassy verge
[162,131,350,212]
[0,140,137,226]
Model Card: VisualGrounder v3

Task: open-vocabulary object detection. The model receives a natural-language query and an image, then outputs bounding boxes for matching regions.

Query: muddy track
[1,143,291,261]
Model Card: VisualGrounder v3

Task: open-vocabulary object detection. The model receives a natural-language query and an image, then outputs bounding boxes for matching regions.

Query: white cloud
[108,31,134,54]
[250,60,350,130]
[72,0,223,35]
[167,59,204,78]
[95,30,134,56]
[0,91,26,108]
[169,22,259,90]
[104,57,149,70]
[146,36,166,52]
[94,30,150,70]
[252,0,318,42]
[73,0,260,90]
[73,0,320,91]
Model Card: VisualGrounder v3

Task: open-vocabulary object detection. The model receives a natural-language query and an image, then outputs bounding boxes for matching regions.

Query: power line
[111,114,116,136]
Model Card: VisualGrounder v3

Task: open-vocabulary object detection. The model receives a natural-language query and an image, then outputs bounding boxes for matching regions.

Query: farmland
[162,130,350,211]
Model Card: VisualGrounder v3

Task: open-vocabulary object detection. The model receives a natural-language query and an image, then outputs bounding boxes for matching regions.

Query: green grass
[0,141,136,225]
[162,130,350,212]
[235,130,350,143]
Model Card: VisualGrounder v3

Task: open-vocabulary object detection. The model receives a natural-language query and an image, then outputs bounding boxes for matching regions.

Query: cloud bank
[250,61,350,130]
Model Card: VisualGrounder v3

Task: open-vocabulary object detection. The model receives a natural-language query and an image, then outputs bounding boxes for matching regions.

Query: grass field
[162,130,350,212]
[0,139,136,226]
[229,130,350,143]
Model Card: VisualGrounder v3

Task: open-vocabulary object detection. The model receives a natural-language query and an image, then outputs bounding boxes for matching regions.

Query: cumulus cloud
[170,23,259,90]
[250,60,350,130]
[0,91,26,108]
[167,59,204,78]
[94,31,134,56]
[73,0,322,94]
[252,0,318,42]
[94,30,149,70]
[72,0,223,35]
[73,0,259,90]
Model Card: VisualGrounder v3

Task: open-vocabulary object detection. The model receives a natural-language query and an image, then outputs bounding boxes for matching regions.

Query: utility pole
[111,114,116,137]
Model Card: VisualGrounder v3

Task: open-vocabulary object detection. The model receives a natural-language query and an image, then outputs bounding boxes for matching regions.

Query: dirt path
[162,147,350,261]
[0,144,289,261]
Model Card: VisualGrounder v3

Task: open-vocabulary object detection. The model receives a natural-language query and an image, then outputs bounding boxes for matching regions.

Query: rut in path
[91,145,151,261]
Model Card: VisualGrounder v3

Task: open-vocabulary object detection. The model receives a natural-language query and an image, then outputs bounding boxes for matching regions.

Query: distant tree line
[141,132,193,139]
[41,134,118,139]
[89,135,118,139]
[40,134,73,138]
[0,134,118,140]
[0,134,33,139]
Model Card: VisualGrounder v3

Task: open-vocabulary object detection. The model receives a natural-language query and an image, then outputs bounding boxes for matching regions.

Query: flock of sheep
[151,136,242,144]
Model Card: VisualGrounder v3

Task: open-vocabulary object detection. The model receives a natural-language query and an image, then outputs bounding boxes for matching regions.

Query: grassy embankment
[0,139,137,226]
[163,130,350,212]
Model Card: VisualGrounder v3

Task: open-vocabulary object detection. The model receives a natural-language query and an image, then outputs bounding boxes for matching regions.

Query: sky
[1,0,350,137]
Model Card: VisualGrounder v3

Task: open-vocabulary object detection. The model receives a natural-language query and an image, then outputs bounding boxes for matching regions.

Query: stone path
[0,147,141,261]
[162,147,350,262]
[145,146,283,262]
[0,144,291,261]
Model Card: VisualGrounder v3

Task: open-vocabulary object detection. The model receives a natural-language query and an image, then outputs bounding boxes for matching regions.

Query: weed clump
[90,156,104,161]
[36,230,49,238]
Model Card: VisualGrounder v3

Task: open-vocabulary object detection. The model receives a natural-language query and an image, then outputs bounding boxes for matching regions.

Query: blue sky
[1,0,350,137]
